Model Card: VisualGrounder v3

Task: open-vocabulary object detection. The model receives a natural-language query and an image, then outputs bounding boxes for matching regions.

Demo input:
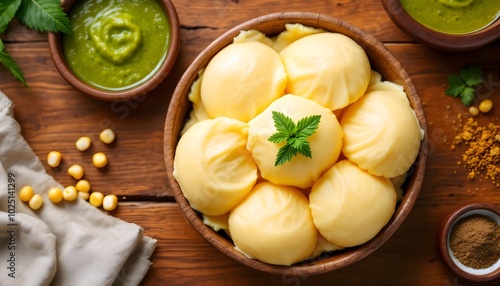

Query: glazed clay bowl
[380,0,500,51]
[438,203,500,282]
[164,12,428,275]
[48,0,180,102]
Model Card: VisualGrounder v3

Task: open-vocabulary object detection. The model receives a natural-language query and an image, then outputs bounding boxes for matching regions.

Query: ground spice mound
[452,117,500,186]
[449,215,500,269]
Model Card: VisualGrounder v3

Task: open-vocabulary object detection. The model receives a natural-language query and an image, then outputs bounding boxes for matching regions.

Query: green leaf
[268,132,288,144]
[296,115,321,138]
[275,144,297,166]
[268,111,321,166]
[15,0,72,35]
[460,87,475,106]
[0,39,28,88]
[271,111,297,135]
[460,65,482,87]
[0,0,22,33]
[445,84,465,98]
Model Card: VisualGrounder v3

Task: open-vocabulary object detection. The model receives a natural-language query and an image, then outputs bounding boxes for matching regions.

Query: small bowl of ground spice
[439,203,500,282]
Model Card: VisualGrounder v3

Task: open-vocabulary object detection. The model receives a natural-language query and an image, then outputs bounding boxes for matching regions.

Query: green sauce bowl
[381,0,500,51]
[49,0,180,101]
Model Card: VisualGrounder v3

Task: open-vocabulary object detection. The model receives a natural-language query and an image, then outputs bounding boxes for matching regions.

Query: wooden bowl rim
[164,12,428,275]
[438,203,500,282]
[48,0,181,102]
[380,0,500,51]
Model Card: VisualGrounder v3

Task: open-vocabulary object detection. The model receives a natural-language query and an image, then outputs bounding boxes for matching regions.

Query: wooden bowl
[164,12,428,275]
[438,203,500,282]
[48,0,180,101]
[381,0,500,51]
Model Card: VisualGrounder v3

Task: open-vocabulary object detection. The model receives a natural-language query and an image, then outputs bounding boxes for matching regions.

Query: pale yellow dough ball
[309,160,397,247]
[279,32,371,111]
[173,117,258,216]
[228,181,317,266]
[340,89,423,178]
[247,94,343,188]
[200,41,287,122]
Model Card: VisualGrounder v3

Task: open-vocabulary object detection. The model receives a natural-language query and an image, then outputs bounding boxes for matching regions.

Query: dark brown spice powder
[449,214,500,269]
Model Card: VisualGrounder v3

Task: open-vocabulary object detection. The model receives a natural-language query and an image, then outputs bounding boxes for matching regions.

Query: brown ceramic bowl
[438,203,500,282]
[381,0,500,51]
[48,0,180,101]
[164,12,428,275]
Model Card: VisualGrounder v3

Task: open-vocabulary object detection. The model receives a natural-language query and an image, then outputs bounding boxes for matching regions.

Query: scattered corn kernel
[99,128,116,144]
[19,185,34,202]
[93,152,108,168]
[479,99,493,113]
[68,164,84,180]
[76,136,92,151]
[468,106,479,116]
[78,191,90,201]
[28,194,43,210]
[48,187,63,203]
[102,194,118,211]
[89,192,104,207]
[47,151,62,167]
[63,186,78,201]
[75,179,91,192]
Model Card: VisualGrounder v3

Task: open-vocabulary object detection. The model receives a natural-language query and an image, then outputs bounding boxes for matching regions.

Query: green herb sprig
[445,65,483,106]
[0,0,73,88]
[267,111,321,166]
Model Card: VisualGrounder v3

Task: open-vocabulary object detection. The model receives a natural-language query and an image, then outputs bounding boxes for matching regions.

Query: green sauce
[399,0,500,34]
[63,0,170,90]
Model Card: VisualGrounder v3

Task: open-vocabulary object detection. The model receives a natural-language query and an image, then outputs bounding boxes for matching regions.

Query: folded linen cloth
[0,91,156,286]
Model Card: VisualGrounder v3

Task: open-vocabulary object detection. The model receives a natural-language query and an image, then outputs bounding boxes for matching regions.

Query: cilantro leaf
[275,144,297,167]
[0,39,28,88]
[0,0,73,87]
[0,0,22,33]
[296,115,321,138]
[445,65,483,106]
[15,0,72,35]
[268,111,321,166]
[460,87,475,106]
[460,65,482,87]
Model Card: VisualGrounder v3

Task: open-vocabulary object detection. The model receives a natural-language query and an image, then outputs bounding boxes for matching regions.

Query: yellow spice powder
[452,117,500,186]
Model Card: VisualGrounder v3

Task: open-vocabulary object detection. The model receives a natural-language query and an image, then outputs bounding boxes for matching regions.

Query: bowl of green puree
[381,0,500,51]
[49,0,180,101]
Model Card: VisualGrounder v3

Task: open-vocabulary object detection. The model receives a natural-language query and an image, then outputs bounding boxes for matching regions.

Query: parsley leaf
[0,39,28,88]
[15,0,72,35]
[0,0,22,33]
[445,65,483,106]
[268,111,321,166]
[0,0,72,88]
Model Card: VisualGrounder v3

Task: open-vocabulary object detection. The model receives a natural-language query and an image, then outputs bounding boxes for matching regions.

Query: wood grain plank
[0,0,411,44]
[114,202,500,285]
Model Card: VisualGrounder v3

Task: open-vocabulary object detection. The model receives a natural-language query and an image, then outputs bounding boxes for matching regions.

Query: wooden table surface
[1,0,499,285]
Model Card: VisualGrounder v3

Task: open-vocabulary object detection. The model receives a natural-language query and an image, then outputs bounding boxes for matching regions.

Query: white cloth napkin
[0,91,156,286]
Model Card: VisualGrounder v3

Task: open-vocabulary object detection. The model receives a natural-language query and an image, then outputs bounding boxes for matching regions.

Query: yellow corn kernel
[100,128,116,144]
[48,187,63,203]
[63,186,78,201]
[68,164,84,180]
[89,192,104,207]
[47,151,62,167]
[75,179,91,193]
[78,191,90,201]
[468,106,479,116]
[102,194,118,211]
[93,152,108,168]
[479,99,493,113]
[28,194,43,210]
[19,185,34,202]
[76,136,92,151]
